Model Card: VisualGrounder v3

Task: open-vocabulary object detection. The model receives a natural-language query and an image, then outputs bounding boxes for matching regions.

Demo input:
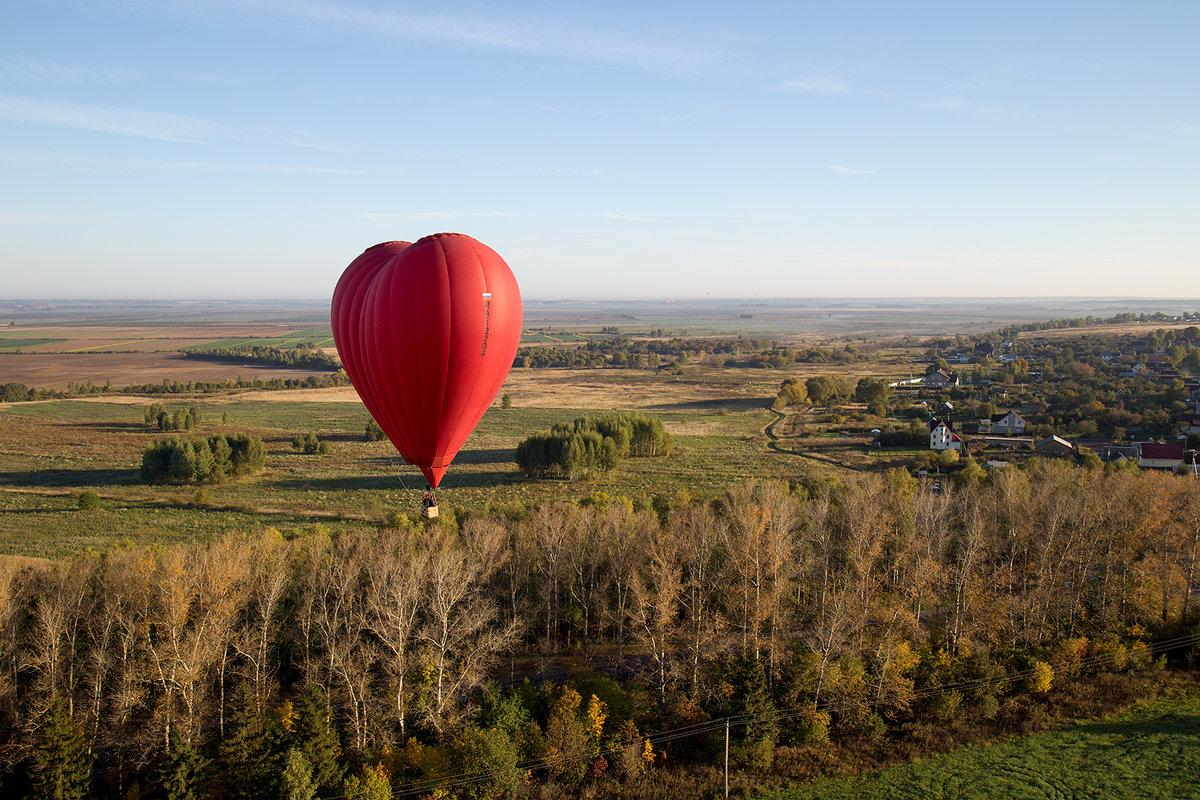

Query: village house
[1099,444,1139,463]
[978,410,1027,435]
[929,418,964,452]
[925,368,960,389]
[1035,435,1075,457]
[1182,413,1200,436]
[1138,441,1185,470]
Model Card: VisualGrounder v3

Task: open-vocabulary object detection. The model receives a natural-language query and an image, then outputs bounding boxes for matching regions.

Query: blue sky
[2,1,1197,299]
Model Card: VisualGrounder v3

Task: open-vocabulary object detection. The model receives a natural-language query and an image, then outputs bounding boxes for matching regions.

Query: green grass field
[0,391,842,557]
[761,690,1200,800]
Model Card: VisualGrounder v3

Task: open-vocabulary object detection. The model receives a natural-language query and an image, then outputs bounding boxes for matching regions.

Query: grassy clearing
[0,389,831,556]
[0,352,933,557]
[0,491,371,559]
[761,689,1200,800]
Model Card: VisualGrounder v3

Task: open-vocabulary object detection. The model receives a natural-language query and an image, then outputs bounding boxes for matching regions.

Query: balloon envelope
[331,233,522,488]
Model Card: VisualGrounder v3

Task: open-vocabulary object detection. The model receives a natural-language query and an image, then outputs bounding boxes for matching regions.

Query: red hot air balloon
[331,233,522,490]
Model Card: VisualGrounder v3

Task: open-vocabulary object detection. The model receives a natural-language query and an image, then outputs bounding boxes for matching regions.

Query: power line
[315,631,1200,800]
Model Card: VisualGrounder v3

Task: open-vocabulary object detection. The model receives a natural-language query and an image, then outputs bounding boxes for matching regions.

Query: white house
[929,418,964,452]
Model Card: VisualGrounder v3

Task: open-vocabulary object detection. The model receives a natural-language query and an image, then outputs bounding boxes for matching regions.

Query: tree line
[0,374,348,404]
[0,462,1196,796]
[183,344,340,372]
[513,338,874,371]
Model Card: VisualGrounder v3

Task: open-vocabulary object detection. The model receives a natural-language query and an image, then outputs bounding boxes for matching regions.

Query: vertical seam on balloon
[375,256,414,460]
[439,242,488,466]
[407,246,426,472]
[435,238,461,467]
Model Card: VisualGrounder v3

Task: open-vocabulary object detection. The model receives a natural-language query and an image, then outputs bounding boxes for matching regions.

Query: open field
[0,321,334,354]
[0,352,333,390]
[0,355,929,558]
[761,688,1200,800]
[3,298,1197,559]
[1019,322,1200,340]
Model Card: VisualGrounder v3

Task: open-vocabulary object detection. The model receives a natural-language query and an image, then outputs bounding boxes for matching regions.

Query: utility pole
[724,718,730,798]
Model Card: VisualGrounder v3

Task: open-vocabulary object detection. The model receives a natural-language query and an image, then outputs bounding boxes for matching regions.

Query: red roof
[1139,442,1184,460]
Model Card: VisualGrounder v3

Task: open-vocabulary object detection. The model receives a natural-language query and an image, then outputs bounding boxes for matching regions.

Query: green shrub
[364,419,385,442]
[292,432,327,454]
[515,412,672,480]
[142,433,265,483]
[77,491,100,511]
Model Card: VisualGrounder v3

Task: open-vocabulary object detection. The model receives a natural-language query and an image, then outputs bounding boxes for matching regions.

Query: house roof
[990,411,1025,423]
[929,417,953,432]
[1036,435,1073,449]
[1139,442,1184,460]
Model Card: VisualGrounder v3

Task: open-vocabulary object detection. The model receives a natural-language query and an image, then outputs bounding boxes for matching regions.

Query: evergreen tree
[31,699,90,800]
[149,734,204,800]
[279,749,317,800]
[290,683,342,795]
[217,684,279,800]
[732,657,777,771]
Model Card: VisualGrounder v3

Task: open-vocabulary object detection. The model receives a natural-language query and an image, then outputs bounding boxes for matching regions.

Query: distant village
[888,319,1200,477]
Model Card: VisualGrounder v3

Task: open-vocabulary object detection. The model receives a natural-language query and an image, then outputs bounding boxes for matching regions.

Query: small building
[1036,435,1075,457]
[1099,444,1139,463]
[1182,413,1200,436]
[1139,441,1185,470]
[925,368,960,389]
[979,410,1027,436]
[929,418,964,452]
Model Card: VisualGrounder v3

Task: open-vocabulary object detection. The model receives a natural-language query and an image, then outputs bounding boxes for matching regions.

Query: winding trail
[763,406,864,472]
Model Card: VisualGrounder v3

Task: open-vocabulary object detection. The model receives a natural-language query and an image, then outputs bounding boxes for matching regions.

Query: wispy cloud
[918,97,1030,120]
[827,164,869,174]
[215,0,714,73]
[0,94,323,146]
[603,212,686,223]
[782,75,850,95]
[0,57,138,84]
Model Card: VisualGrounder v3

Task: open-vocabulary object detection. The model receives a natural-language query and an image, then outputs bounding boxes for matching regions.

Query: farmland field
[2,297,1197,560]
[0,366,858,557]
[761,688,1200,800]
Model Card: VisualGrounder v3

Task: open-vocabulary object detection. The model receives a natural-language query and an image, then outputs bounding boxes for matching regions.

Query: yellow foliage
[1030,660,1053,693]
[891,640,920,675]
[586,694,607,740]
[278,699,297,733]
[642,739,655,766]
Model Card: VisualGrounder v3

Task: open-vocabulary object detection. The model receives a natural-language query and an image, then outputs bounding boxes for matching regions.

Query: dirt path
[764,407,863,472]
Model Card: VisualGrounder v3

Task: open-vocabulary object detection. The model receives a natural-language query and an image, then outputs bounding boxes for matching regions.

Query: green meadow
[762,690,1200,800]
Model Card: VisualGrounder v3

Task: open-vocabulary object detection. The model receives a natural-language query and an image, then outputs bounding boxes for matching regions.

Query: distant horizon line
[3,296,1199,304]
